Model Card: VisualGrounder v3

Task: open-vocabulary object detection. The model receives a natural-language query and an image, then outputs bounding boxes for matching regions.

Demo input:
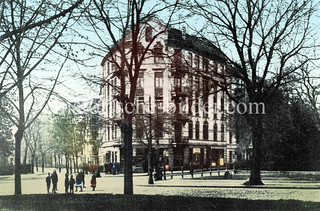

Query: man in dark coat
[51,169,58,193]
[46,173,51,193]
[69,175,75,194]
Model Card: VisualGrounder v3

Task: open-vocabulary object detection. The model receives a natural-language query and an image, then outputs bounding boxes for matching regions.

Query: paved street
[0,168,319,202]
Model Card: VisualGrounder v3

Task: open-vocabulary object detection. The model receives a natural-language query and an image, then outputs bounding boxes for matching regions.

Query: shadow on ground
[0,194,319,211]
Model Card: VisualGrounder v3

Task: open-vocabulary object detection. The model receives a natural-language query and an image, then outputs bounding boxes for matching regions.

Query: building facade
[100,19,237,171]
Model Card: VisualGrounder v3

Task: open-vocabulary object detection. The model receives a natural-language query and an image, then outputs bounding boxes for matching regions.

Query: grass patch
[0,194,319,211]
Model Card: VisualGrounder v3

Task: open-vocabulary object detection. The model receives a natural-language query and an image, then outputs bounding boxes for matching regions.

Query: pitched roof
[167,28,227,62]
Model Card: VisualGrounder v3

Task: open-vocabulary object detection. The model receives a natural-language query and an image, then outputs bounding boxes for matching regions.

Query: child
[64,173,69,194]
[46,173,51,193]
[75,173,83,192]
[69,175,75,194]
[91,173,97,191]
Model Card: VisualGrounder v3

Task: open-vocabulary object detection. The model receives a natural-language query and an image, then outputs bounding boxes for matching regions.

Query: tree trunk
[75,152,78,173]
[23,140,27,165]
[14,129,23,195]
[54,154,57,169]
[31,154,34,173]
[73,155,76,173]
[122,120,133,195]
[69,157,73,174]
[65,155,69,175]
[248,114,264,185]
[36,157,38,172]
[41,153,45,173]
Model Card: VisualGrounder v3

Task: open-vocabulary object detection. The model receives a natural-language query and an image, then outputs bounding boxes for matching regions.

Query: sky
[24,0,320,116]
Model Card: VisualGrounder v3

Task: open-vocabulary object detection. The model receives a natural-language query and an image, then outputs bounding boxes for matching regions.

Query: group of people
[46,169,97,194]
[46,170,58,193]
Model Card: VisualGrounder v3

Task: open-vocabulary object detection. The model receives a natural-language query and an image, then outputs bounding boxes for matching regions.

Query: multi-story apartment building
[100,19,237,171]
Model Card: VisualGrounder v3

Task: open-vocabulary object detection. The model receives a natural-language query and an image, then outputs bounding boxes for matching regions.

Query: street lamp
[148,96,154,184]
[163,150,169,180]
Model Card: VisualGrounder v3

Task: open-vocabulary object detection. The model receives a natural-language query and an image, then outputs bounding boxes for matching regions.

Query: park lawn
[0,194,319,210]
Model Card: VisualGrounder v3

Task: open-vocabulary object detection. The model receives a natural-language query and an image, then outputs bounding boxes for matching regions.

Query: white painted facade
[100,19,237,170]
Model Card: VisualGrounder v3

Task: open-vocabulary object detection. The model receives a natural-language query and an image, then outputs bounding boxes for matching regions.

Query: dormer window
[146,26,152,42]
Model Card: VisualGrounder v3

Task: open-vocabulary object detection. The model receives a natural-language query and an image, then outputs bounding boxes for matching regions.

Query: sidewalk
[1,169,320,202]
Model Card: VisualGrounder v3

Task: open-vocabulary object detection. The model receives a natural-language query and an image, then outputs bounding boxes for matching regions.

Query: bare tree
[23,120,42,173]
[84,0,179,194]
[297,68,320,125]
[0,0,84,99]
[189,0,319,184]
[0,0,83,195]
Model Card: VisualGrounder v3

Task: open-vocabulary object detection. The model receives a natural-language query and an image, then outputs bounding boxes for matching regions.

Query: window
[194,98,199,116]
[214,123,217,141]
[174,76,182,90]
[136,71,144,97]
[155,98,163,113]
[203,79,209,117]
[107,85,110,98]
[195,121,200,139]
[174,49,182,71]
[203,58,209,73]
[203,99,209,118]
[112,125,114,139]
[203,121,208,140]
[188,120,193,139]
[188,97,192,115]
[155,72,163,112]
[136,96,144,114]
[195,55,200,70]
[107,127,110,140]
[221,124,225,141]
[137,72,144,88]
[154,72,163,88]
[229,131,233,144]
[188,52,193,69]
[146,26,152,42]
[221,96,224,111]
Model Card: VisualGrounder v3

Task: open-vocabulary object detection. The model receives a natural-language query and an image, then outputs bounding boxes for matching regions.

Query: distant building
[100,19,237,171]
[70,98,103,167]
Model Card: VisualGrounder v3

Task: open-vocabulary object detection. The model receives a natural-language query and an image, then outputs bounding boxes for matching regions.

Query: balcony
[171,64,187,76]
[155,87,163,98]
[136,88,144,96]
[171,86,189,97]
[182,136,189,144]
[172,113,189,124]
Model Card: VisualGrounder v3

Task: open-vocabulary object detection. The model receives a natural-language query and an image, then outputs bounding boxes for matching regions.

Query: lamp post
[148,96,154,184]
[163,150,169,180]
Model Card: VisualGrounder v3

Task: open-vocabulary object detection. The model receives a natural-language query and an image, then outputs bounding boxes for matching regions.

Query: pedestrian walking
[64,173,69,194]
[69,175,75,194]
[75,173,83,192]
[51,169,58,193]
[79,170,85,188]
[91,173,96,191]
[46,173,51,193]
